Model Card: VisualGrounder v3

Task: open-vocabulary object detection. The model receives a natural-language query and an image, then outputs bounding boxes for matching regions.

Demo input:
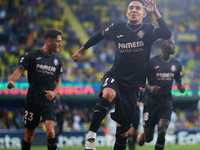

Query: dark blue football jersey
[146,55,183,99]
[19,50,63,105]
[103,22,158,87]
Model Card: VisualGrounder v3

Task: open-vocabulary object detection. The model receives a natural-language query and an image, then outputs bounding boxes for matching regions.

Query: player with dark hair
[71,0,171,150]
[7,28,63,150]
[137,38,185,150]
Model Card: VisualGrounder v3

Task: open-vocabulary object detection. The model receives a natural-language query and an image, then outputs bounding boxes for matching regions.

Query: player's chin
[55,48,60,52]
[130,19,138,24]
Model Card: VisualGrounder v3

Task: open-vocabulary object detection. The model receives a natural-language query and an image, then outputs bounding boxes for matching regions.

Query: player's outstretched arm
[71,46,86,62]
[7,67,23,89]
[71,31,104,62]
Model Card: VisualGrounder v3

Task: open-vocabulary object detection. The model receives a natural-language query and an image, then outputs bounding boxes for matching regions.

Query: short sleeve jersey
[103,22,158,87]
[19,50,63,105]
[146,55,183,100]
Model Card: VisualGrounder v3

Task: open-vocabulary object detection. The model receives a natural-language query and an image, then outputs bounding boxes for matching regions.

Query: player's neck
[160,53,170,61]
[41,45,53,55]
[128,19,142,25]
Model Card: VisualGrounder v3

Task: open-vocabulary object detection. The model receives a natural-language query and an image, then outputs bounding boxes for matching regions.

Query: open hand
[143,0,158,13]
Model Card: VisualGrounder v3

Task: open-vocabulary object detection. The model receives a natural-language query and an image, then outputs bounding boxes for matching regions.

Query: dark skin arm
[176,82,185,93]
[145,84,161,94]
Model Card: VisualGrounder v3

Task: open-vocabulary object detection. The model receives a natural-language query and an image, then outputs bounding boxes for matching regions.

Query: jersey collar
[159,54,172,63]
[40,49,54,56]
[126,23,143,32]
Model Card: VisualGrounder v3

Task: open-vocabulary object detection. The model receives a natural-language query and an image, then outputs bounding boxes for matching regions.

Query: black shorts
[143,104,172,128]
[132,107,140,129]
[100,73,139,127]
[24,102,56,129]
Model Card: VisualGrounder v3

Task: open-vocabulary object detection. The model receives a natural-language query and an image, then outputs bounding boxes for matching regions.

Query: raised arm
[71,31,104,62]
[143,0,172,39]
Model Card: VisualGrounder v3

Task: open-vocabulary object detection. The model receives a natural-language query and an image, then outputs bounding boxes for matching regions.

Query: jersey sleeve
[57,58,63,78]
[154,17,172,39]
[103,23,115,39]
[19,52,31,71]
[174,62,183,84]
[145,24,159,43]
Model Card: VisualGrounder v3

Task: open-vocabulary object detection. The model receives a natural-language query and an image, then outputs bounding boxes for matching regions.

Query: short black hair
[44,28,62,40]
[159,38,172,48]
[128,0,146,6]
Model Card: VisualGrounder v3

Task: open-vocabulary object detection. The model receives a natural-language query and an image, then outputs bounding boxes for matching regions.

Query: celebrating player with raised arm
[71,0,172,150]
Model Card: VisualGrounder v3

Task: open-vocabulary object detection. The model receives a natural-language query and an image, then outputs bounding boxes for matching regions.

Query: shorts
[24,102,56,129]
[132,107,140,129]
[100,73,139,127]
[143,104,172,128]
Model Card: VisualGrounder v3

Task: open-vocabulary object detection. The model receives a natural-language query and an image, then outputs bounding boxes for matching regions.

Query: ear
[126,11,128,18]
[47,39,52,45]
[143,11,147,18]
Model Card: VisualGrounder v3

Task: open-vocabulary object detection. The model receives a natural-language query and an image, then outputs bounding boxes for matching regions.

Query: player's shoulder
[53,53,62,60]
[150,55,160,61]
[108,22,127,29]
[142,23,157,29]
[170,57,181,65]
[53,53,62,64]
[24,49,41,57]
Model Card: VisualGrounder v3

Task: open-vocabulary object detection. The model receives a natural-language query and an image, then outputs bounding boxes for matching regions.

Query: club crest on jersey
[137,30,145,38]
[171,65,176,72]
[54,59,58,65]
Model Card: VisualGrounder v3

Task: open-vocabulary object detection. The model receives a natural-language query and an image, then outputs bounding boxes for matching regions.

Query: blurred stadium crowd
[0,103,199,132]
[0,0,199,130]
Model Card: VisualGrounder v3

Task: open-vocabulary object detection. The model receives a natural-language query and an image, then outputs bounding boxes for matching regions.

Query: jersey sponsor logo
[119,48,144,53]
[137,30,145,38]
[94,110,100,113]
[36,64,56,75]
[154,66,160,69]
[171,65,176,72]
[36,57,42,60]
[36,64,56,72]
[118,41,144,49]
[117,35,124,38]
[54,59,58,65]
[156,73,174,80]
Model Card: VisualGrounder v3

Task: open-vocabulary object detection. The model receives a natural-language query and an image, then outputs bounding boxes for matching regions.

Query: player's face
[50,35,62,52]
[126,1,146,25]
[164,39,175,54]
